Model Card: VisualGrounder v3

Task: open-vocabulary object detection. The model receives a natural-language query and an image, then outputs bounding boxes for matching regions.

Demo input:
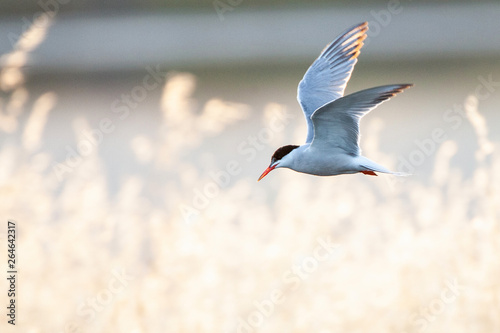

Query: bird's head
[258,145,300,181]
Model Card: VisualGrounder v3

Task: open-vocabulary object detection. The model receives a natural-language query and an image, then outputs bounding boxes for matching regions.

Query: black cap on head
[271,145,299,164]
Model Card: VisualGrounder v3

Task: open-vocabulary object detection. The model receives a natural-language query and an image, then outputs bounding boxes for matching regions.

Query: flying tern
[258,22,412,181]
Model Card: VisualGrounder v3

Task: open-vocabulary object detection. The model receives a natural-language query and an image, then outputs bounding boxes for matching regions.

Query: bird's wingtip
[397,83,414,91]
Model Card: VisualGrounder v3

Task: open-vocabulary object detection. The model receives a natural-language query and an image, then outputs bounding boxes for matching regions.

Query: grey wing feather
[310,84,413,155]
[298,22,368,144]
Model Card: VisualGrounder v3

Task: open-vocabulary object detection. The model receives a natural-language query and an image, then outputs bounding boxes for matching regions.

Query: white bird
[258,22,412,181]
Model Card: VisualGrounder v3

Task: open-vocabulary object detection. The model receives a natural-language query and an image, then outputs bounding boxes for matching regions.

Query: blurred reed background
[0,1,499,332]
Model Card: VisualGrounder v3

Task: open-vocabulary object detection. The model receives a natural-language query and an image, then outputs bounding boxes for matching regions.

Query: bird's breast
[290,149,357,176]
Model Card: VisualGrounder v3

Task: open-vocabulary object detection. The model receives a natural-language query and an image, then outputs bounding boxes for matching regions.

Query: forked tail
[357,156,410,177]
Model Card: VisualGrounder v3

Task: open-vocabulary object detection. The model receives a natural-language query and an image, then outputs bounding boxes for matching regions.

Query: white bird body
[277,145,390,176]
[258,22,412,181]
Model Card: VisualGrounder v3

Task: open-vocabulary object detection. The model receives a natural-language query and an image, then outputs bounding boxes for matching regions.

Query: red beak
[258,165,276,181]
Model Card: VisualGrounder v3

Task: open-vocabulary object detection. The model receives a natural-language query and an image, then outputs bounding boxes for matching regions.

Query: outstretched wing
[309,84,413,155]
[298,22,368,144]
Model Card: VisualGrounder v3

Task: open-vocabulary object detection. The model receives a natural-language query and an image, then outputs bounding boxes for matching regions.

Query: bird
[258,22,412,181]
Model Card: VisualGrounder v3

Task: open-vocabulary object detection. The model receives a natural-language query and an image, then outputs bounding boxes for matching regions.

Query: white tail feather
[357,156,410,177]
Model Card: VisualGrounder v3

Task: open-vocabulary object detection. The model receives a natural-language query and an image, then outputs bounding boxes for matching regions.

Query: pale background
[0,1,499,332]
